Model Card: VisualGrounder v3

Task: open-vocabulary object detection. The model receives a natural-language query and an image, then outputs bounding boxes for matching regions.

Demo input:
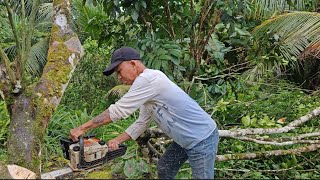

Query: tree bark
[7,0,83,175]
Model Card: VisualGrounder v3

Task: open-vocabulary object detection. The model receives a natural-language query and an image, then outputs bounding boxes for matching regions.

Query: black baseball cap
[103,47,141,76]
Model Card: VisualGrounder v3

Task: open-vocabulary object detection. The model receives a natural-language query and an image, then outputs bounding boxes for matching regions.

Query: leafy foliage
[253,12,320,63]
[137,37,185,81]
[245,0,319,20]
[112,146,149,179]
[60,39,117,112]
[0,0,52,77]
[0,6,12,44]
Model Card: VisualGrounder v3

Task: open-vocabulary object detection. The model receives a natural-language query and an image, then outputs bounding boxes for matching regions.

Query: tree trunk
[7,0,83,175]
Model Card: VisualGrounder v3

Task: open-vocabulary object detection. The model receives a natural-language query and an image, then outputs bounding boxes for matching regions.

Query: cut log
[7,164,36,179]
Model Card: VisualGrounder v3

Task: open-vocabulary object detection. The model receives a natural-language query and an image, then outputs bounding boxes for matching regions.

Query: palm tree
[0,0,52,79]
[243,0,320,80]
[0,0,83,175]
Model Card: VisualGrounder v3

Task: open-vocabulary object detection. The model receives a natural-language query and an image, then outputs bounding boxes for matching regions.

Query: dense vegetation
[1,0,320,179]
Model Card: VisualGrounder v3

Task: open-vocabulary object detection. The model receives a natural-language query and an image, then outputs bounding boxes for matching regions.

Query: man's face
[115,61,139,85]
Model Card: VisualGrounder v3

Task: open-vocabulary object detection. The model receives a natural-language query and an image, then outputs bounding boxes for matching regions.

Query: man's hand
[108,139,120,151]
[69,127,85,141]
[108,132,132,151]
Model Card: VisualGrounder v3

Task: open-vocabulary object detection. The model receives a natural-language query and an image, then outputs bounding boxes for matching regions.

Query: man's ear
[130,60,136,66]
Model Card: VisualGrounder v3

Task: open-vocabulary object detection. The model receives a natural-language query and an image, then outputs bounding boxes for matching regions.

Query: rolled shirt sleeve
[108,76,156,122]
[125,105,152,140]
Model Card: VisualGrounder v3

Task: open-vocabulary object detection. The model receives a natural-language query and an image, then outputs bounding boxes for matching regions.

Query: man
[69,47,219,179]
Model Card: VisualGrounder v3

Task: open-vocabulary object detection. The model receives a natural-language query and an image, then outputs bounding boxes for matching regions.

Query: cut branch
[234,136,320,146]
[253,132,320,141]
[219,107,320,137]
[216,144,320,161]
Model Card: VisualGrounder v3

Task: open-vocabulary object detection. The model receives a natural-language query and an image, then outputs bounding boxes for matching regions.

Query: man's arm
[69,109,112,141]
[109,106,151,150]
[108,132,132,150]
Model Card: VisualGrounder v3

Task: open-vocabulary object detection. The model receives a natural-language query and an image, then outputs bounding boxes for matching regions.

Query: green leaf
[113,0,119,6]
[241,115,251,127]
[171,58,180,65]
[153,60,162,70]
[111,160,124,173]
[124,159,140,178]
[286,0,294,7]
[158,54,171,61]
[137,159,148,173]
[169,49,182,58]
[135,1,140,11]
[162,44,180,50]
[140,0,147,9]
[131,10,139,22]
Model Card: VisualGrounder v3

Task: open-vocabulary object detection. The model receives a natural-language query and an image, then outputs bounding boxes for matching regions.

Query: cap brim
[102,61,122,76]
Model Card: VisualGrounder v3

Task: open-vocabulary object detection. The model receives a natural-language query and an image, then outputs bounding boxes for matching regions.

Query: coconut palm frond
[8,0,33,15]
[35,21,52,31]
[106,85,131,99]
[36,2,52,24]
[247,0,319,20]
[72,0,108,32]
[26,37,49,76]
[35,3,52,32]
[253,12,320,62]
[3,45,17,61]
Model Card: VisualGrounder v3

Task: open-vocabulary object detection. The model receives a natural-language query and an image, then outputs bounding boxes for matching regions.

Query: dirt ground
[0,161,12,179]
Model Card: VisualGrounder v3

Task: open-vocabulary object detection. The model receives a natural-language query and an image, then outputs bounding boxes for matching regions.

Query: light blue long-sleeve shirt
[108,69,217,149]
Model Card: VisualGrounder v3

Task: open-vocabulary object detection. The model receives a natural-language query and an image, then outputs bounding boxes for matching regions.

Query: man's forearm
[114,132,132,144]
[79,109,112,132]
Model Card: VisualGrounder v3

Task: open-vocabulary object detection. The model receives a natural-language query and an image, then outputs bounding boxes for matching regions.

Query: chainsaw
[60,134,127,171]
[41,135,127,179]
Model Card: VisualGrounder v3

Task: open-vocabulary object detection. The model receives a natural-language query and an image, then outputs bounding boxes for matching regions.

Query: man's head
[103,47,145,85]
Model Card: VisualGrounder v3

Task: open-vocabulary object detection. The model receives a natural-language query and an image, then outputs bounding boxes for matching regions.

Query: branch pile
[137,107,320,162]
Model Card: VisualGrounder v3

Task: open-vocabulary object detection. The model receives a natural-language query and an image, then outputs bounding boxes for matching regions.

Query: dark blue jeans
[157,128,219,179]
